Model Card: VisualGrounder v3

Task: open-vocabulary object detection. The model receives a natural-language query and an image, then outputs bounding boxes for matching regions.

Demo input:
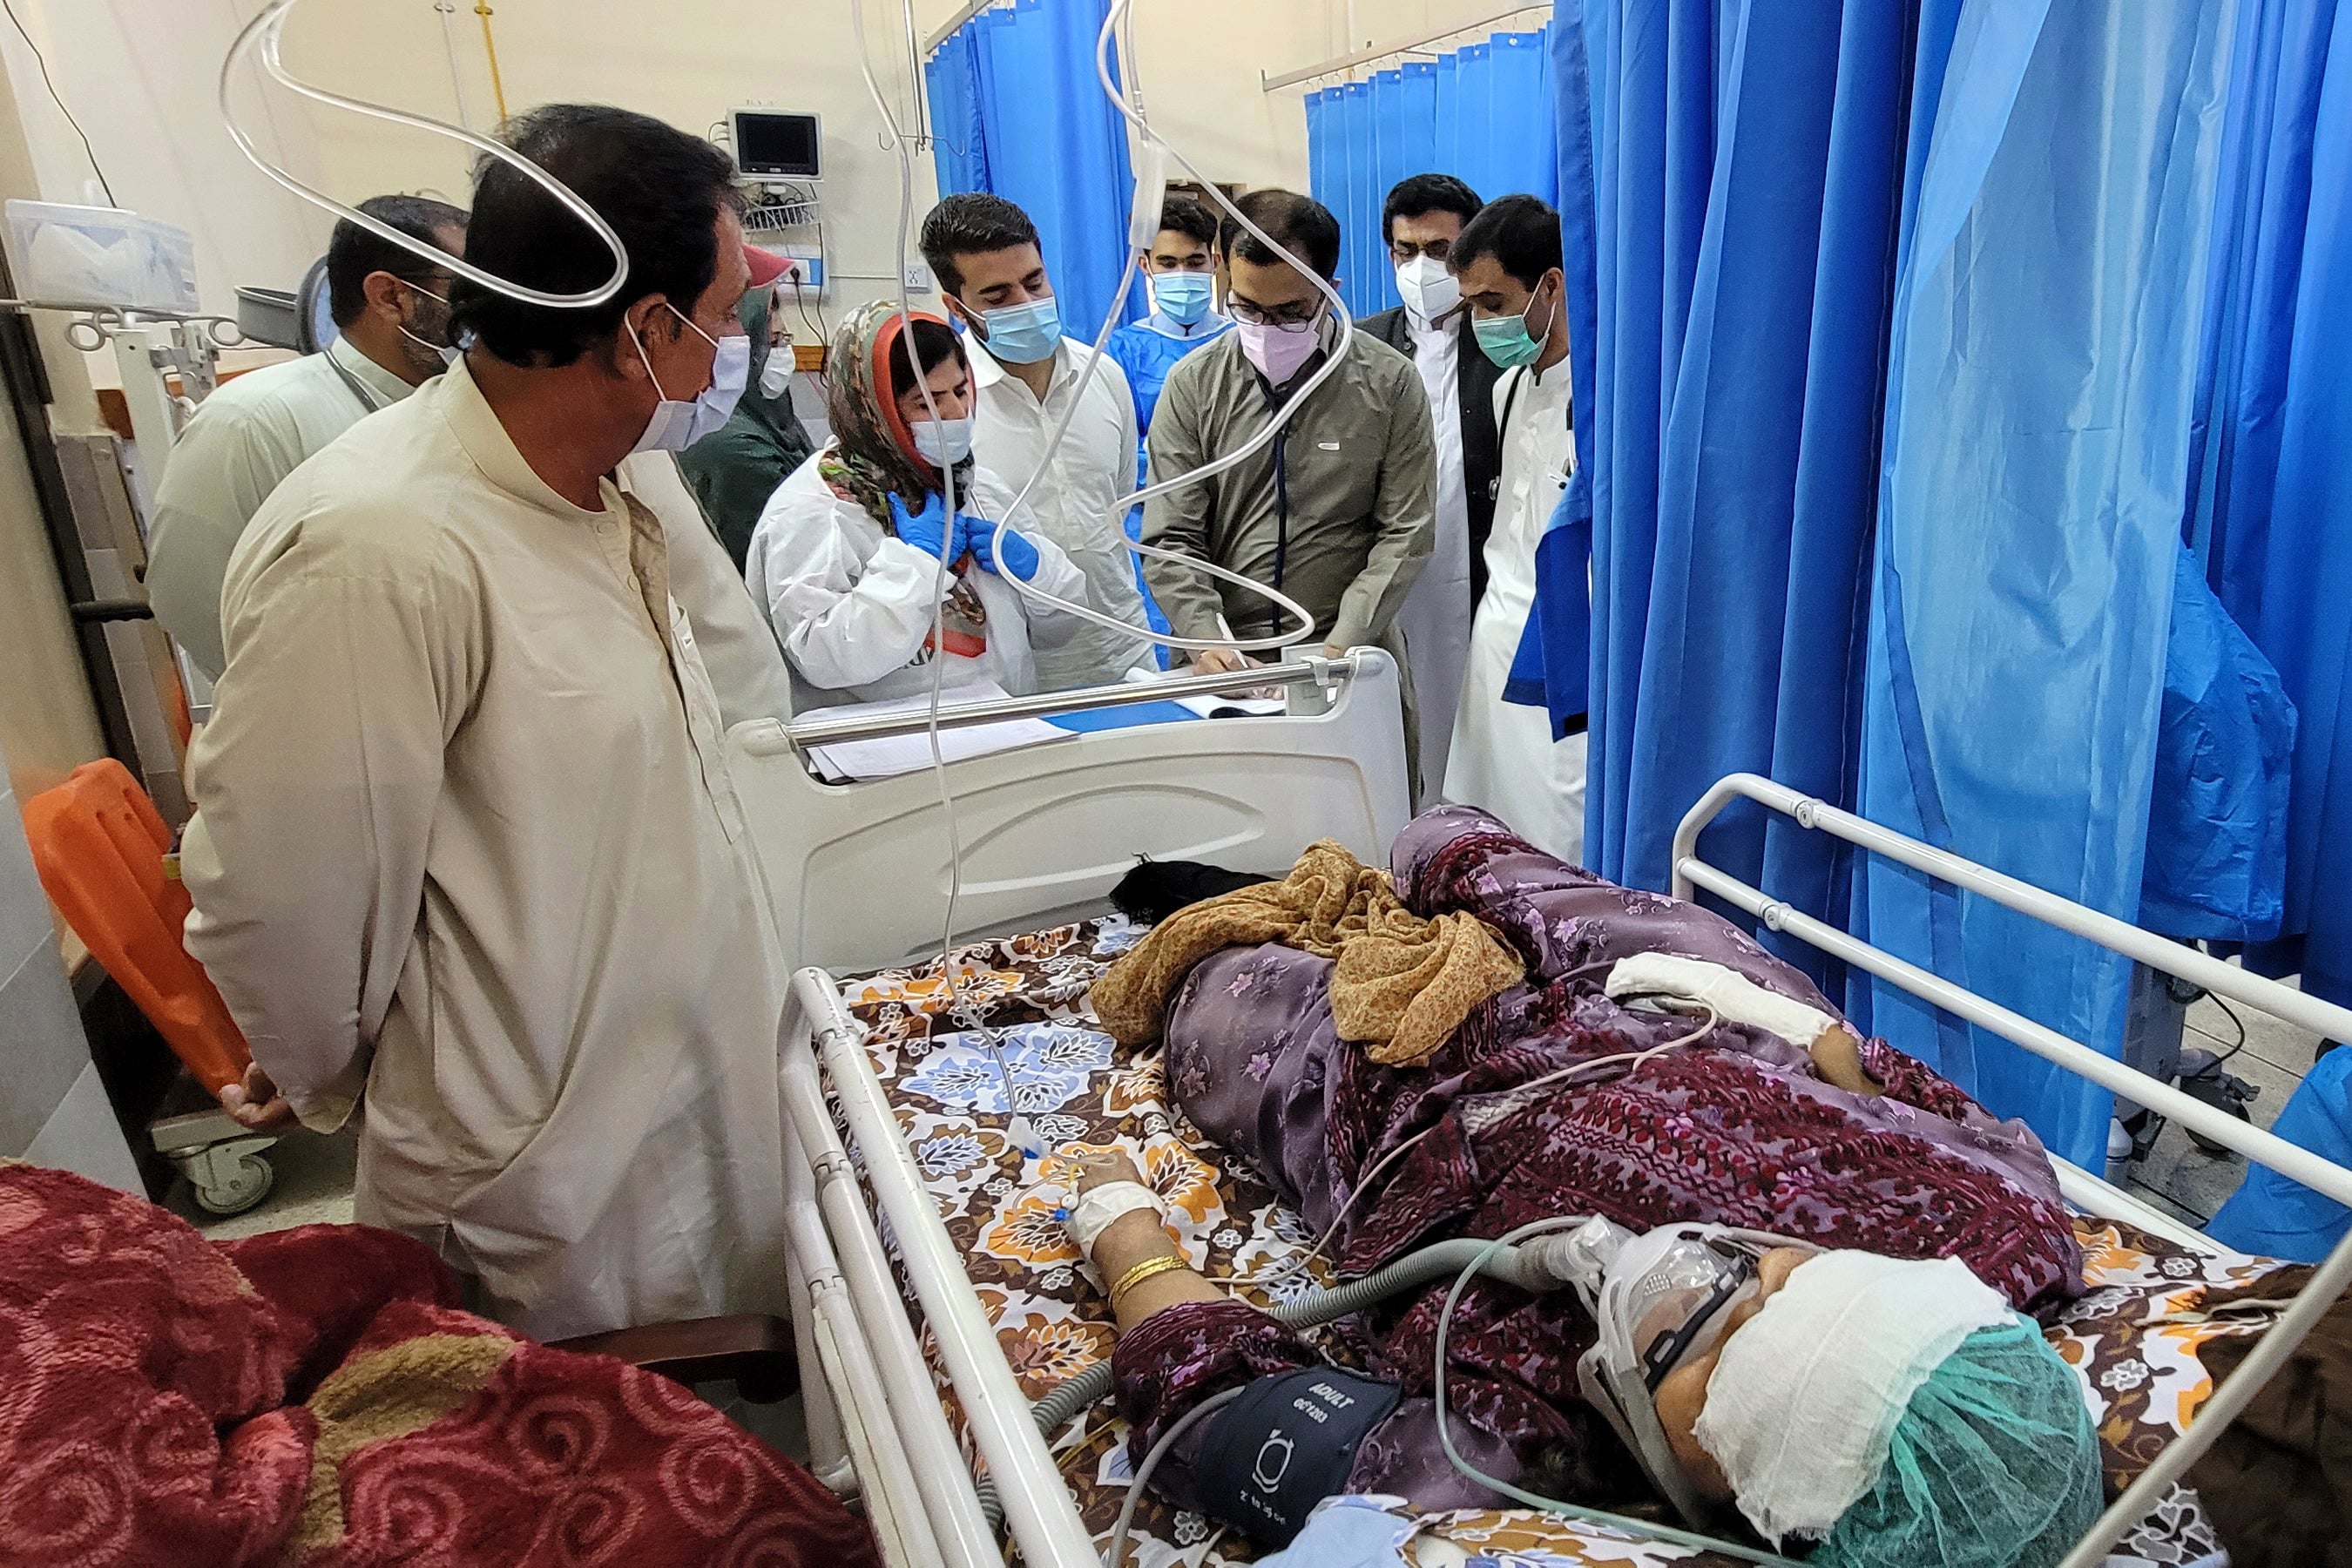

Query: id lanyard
[1257,377,1295,639]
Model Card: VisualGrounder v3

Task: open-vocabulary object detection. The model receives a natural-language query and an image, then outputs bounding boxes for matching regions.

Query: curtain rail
[1261,3,1551,91]
[923,0,997,56]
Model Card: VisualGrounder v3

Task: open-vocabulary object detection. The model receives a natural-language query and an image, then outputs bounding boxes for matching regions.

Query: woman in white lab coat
[746,301,1090,709]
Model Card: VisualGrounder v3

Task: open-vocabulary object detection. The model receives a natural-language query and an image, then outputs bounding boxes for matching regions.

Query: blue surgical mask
[977,296,1061,364]
[1473,275,1560,371]
[1152,271,1214,327]
[629,305,751,453]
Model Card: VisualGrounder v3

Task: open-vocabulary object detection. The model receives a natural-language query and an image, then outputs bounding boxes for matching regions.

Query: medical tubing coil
[969,1235,1557,1529]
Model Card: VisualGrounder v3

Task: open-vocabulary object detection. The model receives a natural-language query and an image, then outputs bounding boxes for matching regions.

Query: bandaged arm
[1606,952,1879,1093]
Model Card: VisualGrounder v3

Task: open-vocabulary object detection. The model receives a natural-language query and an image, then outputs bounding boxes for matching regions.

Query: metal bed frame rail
[771,772,2352,1568]
[776,651,1362,750]
[1673,774,2352,1568]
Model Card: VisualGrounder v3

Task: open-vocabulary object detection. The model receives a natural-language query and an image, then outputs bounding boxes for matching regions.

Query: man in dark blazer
[1357,173,1499,798]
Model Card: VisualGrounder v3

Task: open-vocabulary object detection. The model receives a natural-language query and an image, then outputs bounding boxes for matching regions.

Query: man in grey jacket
[1142,190,1436,763]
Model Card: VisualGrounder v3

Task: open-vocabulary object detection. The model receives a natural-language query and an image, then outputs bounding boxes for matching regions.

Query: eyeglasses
[1227,296,1325,330]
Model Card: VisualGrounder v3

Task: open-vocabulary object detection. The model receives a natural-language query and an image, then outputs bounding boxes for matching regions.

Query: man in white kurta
[181,105,794,1342]
[963,336,1155,690]
[1357,175,1503,806]
[147,195,467,679]
[923,193,1157,690]
[1443,196,1588,863]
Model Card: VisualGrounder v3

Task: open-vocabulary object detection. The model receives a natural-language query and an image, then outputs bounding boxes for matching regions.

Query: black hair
[920,193,1041,299]
[1156,196,1219,250]
[1381,172,1483,247]
[888,318,968,406]
[325,194,467,328]
[1450,193,1564,288]
[1219,190,1342,281]
[450,104,742,368]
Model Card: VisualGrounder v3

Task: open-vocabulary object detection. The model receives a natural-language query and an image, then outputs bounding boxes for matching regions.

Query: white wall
[282,0,948,305]
[0,1,1538,331]
[0,0,335,318]
[1,730,142,1193]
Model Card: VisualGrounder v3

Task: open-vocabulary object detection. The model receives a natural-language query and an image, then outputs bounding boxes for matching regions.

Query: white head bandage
[1693,1251,2011,1544]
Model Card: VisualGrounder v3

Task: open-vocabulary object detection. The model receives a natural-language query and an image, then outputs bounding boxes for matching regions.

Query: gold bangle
[1107,1252,1190,1306]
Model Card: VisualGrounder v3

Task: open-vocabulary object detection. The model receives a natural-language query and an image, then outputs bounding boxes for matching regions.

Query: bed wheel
[187,1145,277,1215]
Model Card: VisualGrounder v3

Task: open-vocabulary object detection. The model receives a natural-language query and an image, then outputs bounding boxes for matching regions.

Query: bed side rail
[1672,772,2352,1209]
[790,967,1103,1568]
[1672,773,2352,1568]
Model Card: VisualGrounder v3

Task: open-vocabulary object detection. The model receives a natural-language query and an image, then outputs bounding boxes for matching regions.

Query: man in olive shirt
[1141,190,1436,761]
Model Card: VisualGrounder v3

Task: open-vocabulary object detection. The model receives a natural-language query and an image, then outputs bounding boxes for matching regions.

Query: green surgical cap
[1813,1317,2103,1568]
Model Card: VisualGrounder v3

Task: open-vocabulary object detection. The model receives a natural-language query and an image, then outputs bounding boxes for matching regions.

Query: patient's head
[1650,1249,2101,1568]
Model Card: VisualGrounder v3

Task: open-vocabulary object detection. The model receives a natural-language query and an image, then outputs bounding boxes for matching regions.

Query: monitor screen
[733,112,821,180]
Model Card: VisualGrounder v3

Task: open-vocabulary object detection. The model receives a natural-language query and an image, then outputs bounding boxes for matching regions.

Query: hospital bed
[730,666,2352,1567]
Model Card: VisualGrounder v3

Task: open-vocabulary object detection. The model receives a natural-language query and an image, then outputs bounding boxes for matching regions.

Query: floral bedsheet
[833,919,2302,1568]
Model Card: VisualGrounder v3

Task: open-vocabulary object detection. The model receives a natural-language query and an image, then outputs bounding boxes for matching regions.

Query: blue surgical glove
[966,516,1043,581]
[888,490,955,561]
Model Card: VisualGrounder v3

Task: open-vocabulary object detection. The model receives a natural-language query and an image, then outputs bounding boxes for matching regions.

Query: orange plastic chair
[22,759,251,1094]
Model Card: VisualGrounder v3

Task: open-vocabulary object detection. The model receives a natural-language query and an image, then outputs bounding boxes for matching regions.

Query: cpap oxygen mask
[1532,1219,1821,1531]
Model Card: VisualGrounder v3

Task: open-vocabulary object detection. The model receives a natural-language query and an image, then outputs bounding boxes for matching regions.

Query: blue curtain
[925,30,990,195]
[1531,0,2236,1166]
[1545,0,1925,1028]
[2186,0,2352,1024]
[1305,30,1561,317]
[2188,0,2352,1259]
[1339,81,1377,311]
[1861,6,2233,1166]
[923,0,1146,336]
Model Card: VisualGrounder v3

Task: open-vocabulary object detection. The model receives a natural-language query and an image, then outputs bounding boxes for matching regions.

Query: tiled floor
[2120,988,2325,1231]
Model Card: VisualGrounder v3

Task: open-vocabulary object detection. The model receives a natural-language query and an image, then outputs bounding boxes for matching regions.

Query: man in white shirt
[1443,194,1585,862]
[145,195,468,678]
[1356,175,1500,801]
[182,105,794,1340]
[921,193,1155,690]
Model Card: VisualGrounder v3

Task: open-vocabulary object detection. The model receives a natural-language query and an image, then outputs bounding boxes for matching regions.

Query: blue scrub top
[1106,313,1233,453]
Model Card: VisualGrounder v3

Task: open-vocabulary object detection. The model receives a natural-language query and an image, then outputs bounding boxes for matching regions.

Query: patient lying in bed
[1058,807,2101,1565]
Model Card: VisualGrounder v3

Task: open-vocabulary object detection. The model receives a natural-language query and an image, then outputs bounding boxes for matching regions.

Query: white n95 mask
[758,352,792,401]
[910,416,974,467]
[629,305,750,454]
[1396,255,1460,321]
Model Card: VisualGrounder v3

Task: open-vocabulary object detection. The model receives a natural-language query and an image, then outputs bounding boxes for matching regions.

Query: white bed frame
[729,650,1412,977]
[751,724,2352,1566]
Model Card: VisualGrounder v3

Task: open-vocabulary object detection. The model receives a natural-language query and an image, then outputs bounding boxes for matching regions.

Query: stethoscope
[323,340,386,416]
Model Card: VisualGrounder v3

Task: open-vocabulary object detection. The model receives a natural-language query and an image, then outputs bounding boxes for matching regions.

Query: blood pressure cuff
[1190,1368,1402,1545]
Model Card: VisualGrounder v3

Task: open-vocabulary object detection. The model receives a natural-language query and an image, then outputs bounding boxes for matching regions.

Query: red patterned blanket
[0,1163,877,1568]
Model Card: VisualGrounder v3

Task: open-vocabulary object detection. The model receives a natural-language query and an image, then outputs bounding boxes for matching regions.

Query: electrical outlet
[781,245,825,294]
[903,263,933,293]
